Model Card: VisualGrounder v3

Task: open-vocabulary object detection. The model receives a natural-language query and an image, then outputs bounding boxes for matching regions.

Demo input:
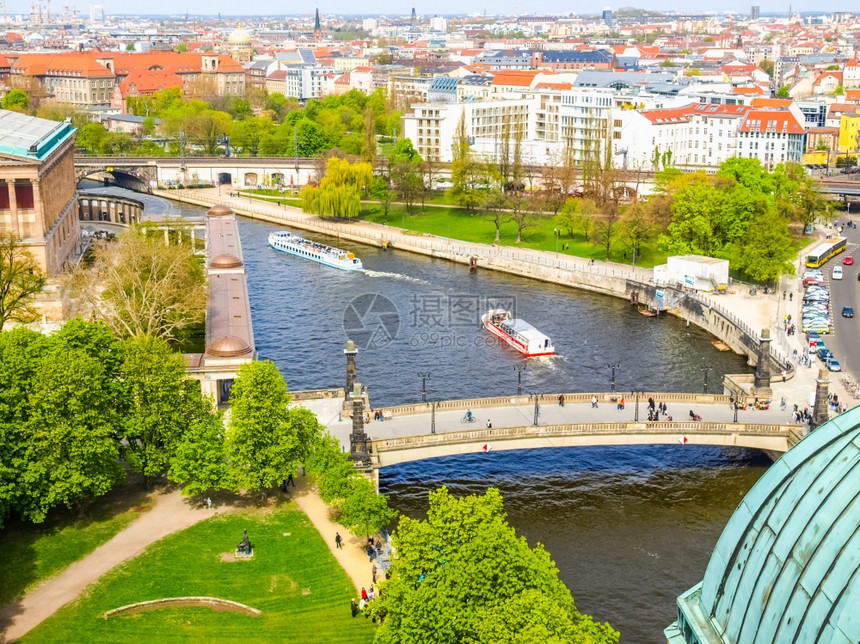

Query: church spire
[314,6,321,42]
[411,0,417,29]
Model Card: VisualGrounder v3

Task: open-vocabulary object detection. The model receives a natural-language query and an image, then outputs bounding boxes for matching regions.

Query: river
[115,187,765,642]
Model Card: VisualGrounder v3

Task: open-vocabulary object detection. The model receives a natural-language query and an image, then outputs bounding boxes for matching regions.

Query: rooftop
[0,109,75,162]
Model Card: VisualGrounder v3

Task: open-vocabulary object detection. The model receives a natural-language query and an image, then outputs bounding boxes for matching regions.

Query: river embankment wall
[154,190,791,375]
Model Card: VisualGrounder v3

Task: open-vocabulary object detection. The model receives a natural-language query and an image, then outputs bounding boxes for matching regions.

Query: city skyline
[2,2,856,19]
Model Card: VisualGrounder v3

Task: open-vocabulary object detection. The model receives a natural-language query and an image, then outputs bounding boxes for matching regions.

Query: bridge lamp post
[701,365,711,394]
[631,389,644,422]
[514,364,526,394]
[607,362,620,393]
[429,401,437,434]
[418,372,431,403]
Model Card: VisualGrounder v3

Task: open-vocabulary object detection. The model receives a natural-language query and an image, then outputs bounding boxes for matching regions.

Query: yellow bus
[806,237,847,268]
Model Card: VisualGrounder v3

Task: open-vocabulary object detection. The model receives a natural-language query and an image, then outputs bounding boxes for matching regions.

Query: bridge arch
[368,422,800,470]
[77,168,151,193]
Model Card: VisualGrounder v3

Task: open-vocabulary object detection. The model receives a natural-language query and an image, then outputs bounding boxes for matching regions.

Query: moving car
[843,306,855,318]
[844,256,855,266]
[832,266,843,280]
[827,358,842,372]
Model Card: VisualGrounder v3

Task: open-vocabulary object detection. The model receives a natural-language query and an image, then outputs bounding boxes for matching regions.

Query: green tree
[1,89,29,112]
[168,402,228,497]
[68,225,206,342]
[391,161,424,215]
[76,122,108,153]
[361,106,377,164]
[371,175,394,222]
[618,202,657,263]
[18,349,125,522]
[776,85,790,98]
[389,137,421,164]
[733,208,795,282]
[339,475,396,538]
[450,110,482,213]
[174,42,188,52]
[225,361,321,494]
[373,487,619,644]
[119,334,202,487]
[301,157,372,219]
[125,43,136,51]
[759,59,774,77]
[0,233,46,330]
[231,116,274,156]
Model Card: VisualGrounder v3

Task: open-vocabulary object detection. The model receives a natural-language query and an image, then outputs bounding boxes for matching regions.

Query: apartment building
[736,109,806,168]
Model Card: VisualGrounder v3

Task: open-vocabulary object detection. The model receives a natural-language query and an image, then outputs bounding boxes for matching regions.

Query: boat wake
[361,269,432,285]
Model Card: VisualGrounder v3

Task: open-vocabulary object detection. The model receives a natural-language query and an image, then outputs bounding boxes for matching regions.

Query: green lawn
[238,190,667,267]
[0,487,153,606]
[22,505,375,644]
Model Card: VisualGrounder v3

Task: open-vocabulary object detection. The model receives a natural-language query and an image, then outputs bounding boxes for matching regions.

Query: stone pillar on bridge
[753,328,773,396]
[349,382,371,468]
[811,368,831,431]
[345,340,357,396]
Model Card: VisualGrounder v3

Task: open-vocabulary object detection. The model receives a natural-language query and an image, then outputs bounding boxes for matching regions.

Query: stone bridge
[367,421,802,472]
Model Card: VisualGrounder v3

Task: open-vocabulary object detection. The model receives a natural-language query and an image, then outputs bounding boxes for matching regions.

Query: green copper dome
[666,405,860,644]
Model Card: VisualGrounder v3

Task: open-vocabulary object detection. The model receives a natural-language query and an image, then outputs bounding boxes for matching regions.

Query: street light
[418,372,431,402]
[701,365,711,394]
[607,362,620,393]
[631,389,644,421]
[429,400,437,434]
[514,364,526,394]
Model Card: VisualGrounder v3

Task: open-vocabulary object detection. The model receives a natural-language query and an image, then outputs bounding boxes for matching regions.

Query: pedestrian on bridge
[558,394,565,407]
[591,395,598,408]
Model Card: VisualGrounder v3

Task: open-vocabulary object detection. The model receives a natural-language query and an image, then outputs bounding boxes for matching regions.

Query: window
[14,180,33,209]
[0,182,8,209]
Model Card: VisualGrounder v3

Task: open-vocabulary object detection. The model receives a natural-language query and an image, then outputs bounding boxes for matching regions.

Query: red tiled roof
[750,98,793,108]
[490,70,540,86]
[738,109,804,134]
[732,86,766,95]
[120,68,183,96]
[639,105,697,125]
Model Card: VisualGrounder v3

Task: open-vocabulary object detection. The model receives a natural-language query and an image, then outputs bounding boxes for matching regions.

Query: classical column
[753,328,772,392]
[345,340,358,395]
[811,368,831,430]
[349,382,370,468]
[7,179,19,237]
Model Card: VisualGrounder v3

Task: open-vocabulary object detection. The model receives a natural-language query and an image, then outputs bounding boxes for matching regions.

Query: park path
[289,475,381,600]
[0,490,232,643]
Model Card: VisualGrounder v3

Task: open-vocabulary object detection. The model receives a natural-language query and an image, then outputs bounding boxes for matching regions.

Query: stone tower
[314,8,322,42]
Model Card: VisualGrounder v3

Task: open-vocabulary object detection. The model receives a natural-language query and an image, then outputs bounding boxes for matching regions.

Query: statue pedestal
[235,547,254,559]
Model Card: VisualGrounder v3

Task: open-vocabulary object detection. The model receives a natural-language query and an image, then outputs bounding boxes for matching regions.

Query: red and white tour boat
[481,309,555,357]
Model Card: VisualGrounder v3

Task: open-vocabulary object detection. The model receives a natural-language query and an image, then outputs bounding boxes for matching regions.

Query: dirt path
[0,491,232,643]
[288,475,381,600]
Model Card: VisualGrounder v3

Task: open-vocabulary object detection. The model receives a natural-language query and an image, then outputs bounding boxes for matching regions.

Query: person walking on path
[558,394,565,407]
[591,395,598,408]
[351,598,358,618]
[361,587,368,602]
[286,473,295,487]
[335,532,343,549]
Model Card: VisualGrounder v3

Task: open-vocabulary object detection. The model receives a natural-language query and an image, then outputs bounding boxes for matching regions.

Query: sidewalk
[0,490,233,643]
[288,476,382,599]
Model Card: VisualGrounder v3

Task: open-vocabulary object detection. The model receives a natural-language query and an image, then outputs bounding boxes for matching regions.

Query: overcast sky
[5,1,850,18]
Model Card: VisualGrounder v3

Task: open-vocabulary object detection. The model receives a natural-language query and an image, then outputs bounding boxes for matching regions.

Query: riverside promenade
[159,188,857,425]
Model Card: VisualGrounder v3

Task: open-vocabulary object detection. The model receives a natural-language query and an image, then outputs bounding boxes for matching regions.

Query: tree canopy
[301,157,373,218]
[373,487,619,644]
[0,233,46,331]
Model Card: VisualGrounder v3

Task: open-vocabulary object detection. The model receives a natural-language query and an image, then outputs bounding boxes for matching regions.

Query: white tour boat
[481,309,555,357]
[267,230,363,271]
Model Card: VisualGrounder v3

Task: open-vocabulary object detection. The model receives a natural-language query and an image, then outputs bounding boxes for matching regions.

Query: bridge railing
[371,392,734,418]
[370,421,798,450]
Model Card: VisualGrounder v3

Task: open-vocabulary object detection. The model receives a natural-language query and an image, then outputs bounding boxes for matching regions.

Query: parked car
[827,358,842,372]
[832,266,844,280]
[818,348,834,362]
[844,256,855,265]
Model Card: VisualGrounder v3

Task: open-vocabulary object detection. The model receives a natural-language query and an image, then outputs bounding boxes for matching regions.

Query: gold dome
[228,24,252,45]
[209,253,243,269]
[206,204,234,217]
[206,335,252,358]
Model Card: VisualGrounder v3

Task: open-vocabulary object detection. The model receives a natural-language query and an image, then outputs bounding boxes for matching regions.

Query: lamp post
[631,390,644,421]
[418,372,431,403]
[532,392,541,426]
[429,401,437,434]
[514,364,526,394]
[607,362,620,393]
[701,365,711,394]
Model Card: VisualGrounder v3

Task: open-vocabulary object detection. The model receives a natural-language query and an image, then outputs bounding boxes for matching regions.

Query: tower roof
[667,405,860,643]
[314,8,321,33]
